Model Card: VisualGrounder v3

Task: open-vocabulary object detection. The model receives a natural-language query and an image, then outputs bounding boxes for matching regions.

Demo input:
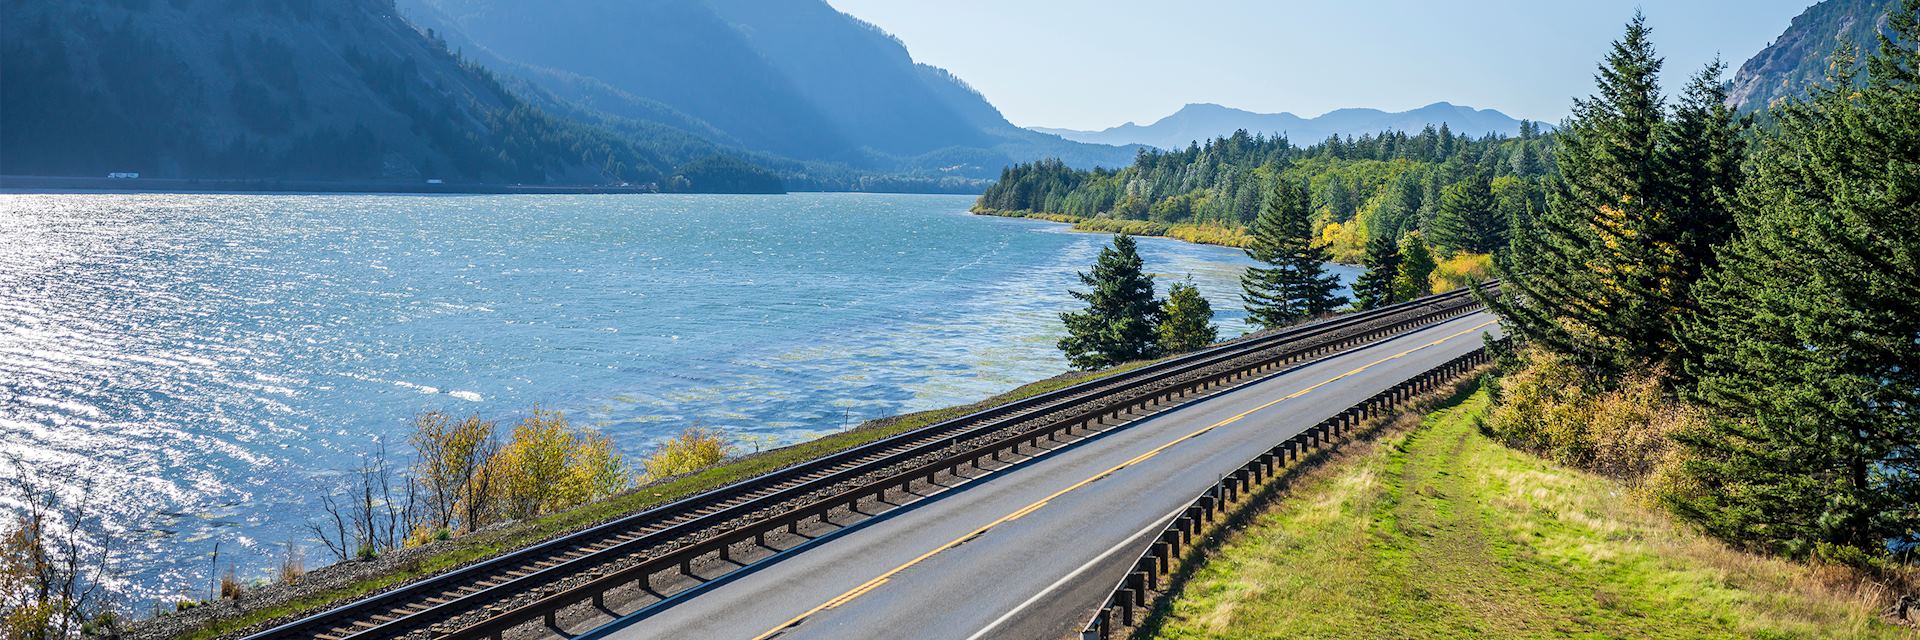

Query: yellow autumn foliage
[1429,252,1493,293]
[487,409,632,521]
[640,426,738,481]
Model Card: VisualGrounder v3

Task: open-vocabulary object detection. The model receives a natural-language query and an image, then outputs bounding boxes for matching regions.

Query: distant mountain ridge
[1034,102,1535,150]
[398,0,1140,178]
[1728,0,1900,111]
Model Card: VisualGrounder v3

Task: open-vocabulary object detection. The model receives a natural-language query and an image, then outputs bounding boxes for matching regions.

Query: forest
[976,118,1553,267]
[1045,1,1919,581]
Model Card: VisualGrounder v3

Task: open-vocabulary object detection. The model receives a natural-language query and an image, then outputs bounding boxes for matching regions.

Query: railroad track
[239,284,1496,640]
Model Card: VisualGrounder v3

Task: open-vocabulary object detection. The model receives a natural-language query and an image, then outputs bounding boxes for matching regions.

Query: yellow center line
[749,319,1496,639]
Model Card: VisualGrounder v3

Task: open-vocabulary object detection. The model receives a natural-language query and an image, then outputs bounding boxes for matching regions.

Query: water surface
[0,192,1355,603]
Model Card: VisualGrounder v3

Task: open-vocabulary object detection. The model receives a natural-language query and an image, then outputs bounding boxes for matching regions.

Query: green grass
[1152,387,1910,640]
[178,361,1155,639]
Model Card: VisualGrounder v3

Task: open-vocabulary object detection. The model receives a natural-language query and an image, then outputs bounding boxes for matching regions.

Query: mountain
[0,0,763,188]
[1033,102,1534,151]
[397,0,1140,178]
[1728,0,1901,111]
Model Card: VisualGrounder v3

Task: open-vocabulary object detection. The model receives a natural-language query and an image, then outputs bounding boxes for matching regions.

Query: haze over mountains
[1034,102,1536,151]
[1,0,1884,190]
[398,0,1140,178]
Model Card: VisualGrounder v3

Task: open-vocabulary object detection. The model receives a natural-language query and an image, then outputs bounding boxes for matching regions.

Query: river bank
[971,207,1256,249]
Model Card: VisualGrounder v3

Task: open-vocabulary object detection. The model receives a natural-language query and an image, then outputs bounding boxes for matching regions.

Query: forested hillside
[0,0,766,188]
[977,121,1553,266]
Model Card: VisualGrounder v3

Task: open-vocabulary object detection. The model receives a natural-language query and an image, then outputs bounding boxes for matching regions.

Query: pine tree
[1675,1,1920,564]
[1351,230,1402,310]
[1390,231,1437,301]
[1241,179,1345,328]
[1486,12,1683,380]
[1370,172,1423,238]
[1157,279,1217,353]
[1058,234,1162,370]
[1655,59,1745,384]
[1509,141,1543,176]
[1428,171,1504,255]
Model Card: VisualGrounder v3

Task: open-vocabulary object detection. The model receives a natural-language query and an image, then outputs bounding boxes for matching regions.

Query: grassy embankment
[1150,387,1911,640]
[178,361,1158,640]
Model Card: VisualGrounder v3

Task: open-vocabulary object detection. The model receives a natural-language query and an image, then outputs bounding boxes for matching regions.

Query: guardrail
[242,284,1495,640]
[1076,347,1496,640]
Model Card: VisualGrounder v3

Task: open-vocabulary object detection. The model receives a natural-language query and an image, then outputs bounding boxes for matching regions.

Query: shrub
[410,411,498,535]
[1430,251,1492,293]
[1484,348,1697,490]
[487,410,633,521]
[641,427,737,482]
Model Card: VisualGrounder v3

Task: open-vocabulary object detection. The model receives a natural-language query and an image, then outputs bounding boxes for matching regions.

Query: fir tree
[1486,12,1684,380]
[1241,179,1344,328]
[1428,171,1505,255]
[1676,2,1920,564]
[1509,141,1543,176]
[1058,234,1162,370]
[1157,279,1217,353]
[1351,231,1402,310]
[1390,231,1437,301]
[1655,59,1745,384]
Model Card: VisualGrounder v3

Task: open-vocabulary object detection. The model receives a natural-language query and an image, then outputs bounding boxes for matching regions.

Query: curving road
[589,311,1502,640]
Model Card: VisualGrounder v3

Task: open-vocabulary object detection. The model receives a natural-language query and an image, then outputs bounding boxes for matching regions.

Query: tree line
[977,114,1552,268]
[1049,1,1920,574]
[1486,4,1917,568]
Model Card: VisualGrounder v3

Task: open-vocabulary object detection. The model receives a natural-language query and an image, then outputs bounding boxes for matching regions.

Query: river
[0,192,1356,603]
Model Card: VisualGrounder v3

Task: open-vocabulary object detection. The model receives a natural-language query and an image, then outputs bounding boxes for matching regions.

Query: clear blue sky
[824,0,1819,129]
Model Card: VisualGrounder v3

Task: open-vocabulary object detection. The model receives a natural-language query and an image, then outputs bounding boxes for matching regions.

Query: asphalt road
[596,311,1503,640]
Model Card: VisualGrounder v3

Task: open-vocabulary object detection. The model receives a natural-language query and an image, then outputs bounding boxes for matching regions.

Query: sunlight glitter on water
[0,192,1354,605]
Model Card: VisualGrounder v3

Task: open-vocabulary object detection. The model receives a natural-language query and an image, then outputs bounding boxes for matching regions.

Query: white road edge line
[962,502,1190,640]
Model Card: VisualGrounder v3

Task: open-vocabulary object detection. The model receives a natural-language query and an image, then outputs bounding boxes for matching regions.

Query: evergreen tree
[1323,176,1356,218]
[1509,141,1543,176]
[1157,279,1217,353]
[1058,234,1162,369]
[1655,59,1745,384]
[1486,12,1683,380]
[1241,179,1345,328]
[1414,171,1444,230]
[1428,171,1505,255]
[1390,231,1437,301]
[1371,172,1423,238]
[1351,230,1403,310]
[1676,3,1920,564]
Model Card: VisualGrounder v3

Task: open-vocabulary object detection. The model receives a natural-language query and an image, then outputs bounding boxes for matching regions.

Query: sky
[824,0,1819,130]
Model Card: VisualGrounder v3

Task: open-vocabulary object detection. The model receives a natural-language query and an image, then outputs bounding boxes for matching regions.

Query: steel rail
[240,283,1496,640]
